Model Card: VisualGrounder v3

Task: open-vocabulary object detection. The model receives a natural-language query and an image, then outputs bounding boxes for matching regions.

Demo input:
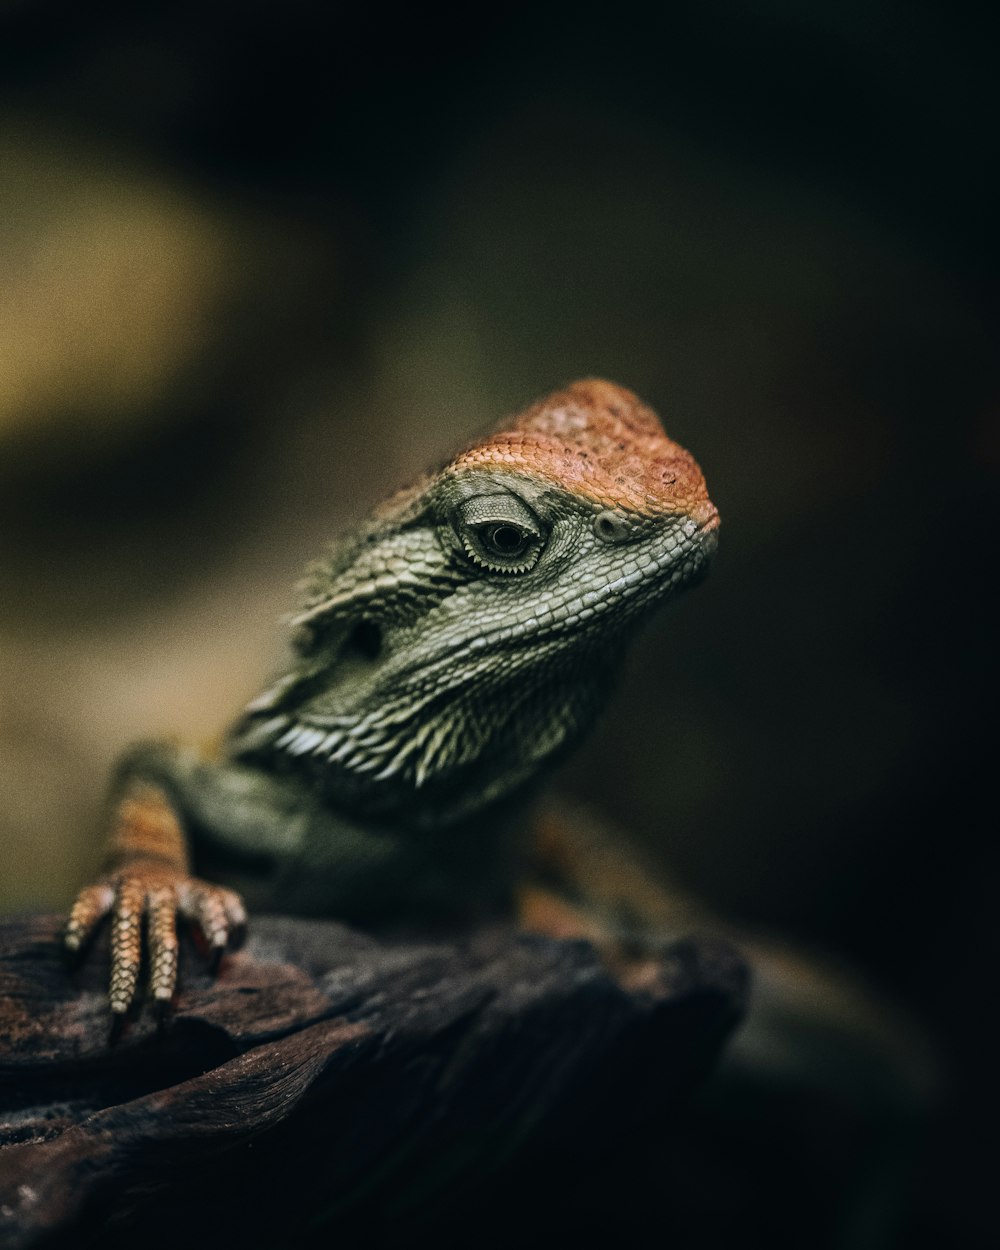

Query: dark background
[0,2,996,1245]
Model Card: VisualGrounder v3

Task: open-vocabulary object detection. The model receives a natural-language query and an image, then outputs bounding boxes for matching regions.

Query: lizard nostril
[594,511,630,543]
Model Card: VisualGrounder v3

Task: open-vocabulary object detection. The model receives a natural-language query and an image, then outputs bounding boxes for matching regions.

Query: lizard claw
[108,1011,127,1048]
[64,866,246,1023]
[64,881,115,962]
[179,881,246,972]
[109,874,147,1016]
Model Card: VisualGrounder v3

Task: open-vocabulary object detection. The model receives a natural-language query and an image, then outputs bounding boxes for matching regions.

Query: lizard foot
[65,865,246,1020]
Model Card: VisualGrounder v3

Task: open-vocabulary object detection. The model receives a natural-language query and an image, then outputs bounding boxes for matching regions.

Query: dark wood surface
[0,914,747,1250]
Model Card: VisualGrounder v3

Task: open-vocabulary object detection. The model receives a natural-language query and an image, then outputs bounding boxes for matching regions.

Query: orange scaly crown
[446,378,713,521]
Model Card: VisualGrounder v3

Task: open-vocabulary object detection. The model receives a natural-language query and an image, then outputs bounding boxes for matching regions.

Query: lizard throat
[236,640,618,826]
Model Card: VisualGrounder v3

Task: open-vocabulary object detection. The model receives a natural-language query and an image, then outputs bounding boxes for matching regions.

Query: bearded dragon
[64,379,719,1020]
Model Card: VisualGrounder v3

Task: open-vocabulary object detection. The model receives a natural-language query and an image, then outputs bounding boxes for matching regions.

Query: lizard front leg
[65,776,245,1021]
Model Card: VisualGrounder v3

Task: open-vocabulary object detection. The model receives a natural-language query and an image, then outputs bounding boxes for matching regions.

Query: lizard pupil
[488,524,526,555]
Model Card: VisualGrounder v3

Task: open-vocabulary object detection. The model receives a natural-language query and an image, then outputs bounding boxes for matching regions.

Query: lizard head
[233,379,719,823]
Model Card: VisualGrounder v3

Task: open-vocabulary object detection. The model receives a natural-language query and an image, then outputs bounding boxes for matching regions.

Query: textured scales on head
[233,379,719,827]
[445,378,714,522]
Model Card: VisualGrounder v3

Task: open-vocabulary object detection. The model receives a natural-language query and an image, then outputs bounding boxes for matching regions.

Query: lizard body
[65,379,719,1018]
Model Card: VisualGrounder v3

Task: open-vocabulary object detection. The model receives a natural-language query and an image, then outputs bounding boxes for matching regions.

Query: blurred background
[0,0,996,1244]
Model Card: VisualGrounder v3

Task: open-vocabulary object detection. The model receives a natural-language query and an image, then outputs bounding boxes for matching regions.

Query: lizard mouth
[242,514,719,794]
[250,509,720,748]
[382,515,719,683]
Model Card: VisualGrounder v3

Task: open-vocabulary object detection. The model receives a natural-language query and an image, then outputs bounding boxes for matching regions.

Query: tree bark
[0,914,746,1250]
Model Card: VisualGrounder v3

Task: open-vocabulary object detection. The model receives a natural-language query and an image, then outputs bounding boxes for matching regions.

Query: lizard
[64,378,720,1021]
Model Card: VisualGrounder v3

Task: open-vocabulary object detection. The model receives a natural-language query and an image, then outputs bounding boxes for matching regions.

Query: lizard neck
[229,642,621,831]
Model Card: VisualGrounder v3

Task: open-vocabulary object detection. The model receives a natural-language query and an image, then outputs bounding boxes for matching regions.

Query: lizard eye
[455,494,545,574]
[484,523,529,556]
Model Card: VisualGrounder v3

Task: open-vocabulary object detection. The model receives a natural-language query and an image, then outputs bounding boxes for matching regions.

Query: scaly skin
[65,379,719,1021]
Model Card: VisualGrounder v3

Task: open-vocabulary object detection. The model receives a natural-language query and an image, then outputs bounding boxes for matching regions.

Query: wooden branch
[0,915,747,1249]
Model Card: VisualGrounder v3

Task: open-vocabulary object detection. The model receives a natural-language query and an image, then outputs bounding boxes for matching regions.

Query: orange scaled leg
[64,782,246,1021]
